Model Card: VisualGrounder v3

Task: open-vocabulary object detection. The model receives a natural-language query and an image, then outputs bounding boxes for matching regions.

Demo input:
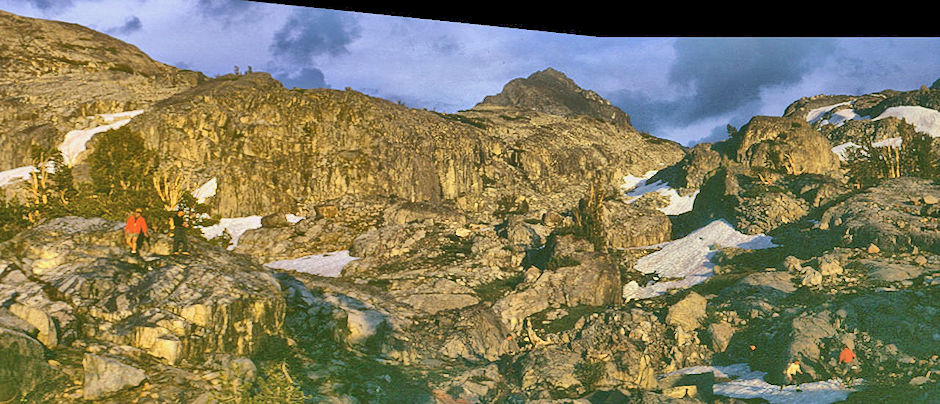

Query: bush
[844,120,940,188]
[574,360,606,390]
[0,198,30,242]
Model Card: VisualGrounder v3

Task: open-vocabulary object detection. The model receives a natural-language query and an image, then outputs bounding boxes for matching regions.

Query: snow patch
[99,109,144,123]
[806,102,851,124]
[192,177,217,204]
[623,220,777,301]
[0,165,37,188]
[198,213,307,250]
[59,110,144,166]
[871,137,902,148]
[873,106,940,137]
[264,250,359,278]
[622,170,698,216]
[199,216,262,250]
[665,363,857,404]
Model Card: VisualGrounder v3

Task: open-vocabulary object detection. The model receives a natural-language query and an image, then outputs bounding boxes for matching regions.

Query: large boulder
[492,250,620,333]
[0,326,51,401]
[666,292,708,332]
[599,200,672,249]
[732,116,840,176]
[82,353,147,400]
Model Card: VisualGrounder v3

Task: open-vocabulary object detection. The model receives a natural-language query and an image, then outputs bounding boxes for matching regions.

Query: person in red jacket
[124,208,149,254]
[837,345,858,383]
[839,346,857,364]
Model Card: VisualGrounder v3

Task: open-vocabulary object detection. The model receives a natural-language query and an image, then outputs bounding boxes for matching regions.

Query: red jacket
[839,347,856,364]
[125,215,148,235]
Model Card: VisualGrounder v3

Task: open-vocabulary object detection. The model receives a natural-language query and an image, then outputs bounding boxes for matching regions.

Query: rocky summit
[1,9,939,404]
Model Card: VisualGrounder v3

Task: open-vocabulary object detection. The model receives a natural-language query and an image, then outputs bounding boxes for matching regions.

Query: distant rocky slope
[476,67,633,128]
[0,10,203,171]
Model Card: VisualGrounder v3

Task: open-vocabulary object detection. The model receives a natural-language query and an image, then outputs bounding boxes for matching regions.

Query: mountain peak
[476,68,632,128]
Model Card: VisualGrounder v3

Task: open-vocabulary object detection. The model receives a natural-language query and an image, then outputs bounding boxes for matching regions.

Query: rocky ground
[1,9,939,403]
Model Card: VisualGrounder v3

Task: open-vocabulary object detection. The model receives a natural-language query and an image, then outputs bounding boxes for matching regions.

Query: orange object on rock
[839,347,856,364]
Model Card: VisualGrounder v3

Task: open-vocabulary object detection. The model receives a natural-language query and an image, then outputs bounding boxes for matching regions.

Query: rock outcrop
[477,67,633,128]
[0,216,286,401]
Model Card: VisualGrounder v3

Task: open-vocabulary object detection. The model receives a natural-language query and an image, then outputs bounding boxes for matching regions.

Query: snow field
[623,220,777,301]
[1,110,144,189]
[59,110,144,166]
[263,250,359,278]
[0,165,38,188]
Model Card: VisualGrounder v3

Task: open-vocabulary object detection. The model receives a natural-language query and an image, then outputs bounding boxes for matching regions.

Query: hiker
[781,360,803,390]
[839,346,856,365]
[124,208,149,254]
[171,208,190,255]
[838,345,858,382]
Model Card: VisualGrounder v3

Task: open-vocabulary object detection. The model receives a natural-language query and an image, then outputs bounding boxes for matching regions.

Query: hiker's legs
[128,234,139,252]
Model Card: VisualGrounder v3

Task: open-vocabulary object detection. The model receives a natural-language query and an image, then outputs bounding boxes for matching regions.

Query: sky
[4,0,940,146]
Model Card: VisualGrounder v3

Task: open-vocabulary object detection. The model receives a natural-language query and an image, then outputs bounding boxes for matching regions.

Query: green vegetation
[474,273,525,302]
[572,179,608,251]
[434,112,488,129]
[107,63,135,74]
[213,361,310,404]
[0,127,216,242]
[493,195,529,217]
[573,359,606,390]
[545,254,580,270]
[844,120,940,189]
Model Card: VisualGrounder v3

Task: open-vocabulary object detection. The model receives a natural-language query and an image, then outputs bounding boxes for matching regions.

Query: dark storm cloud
[276,67,327,89]
[195,0,257,24]
[609,38,837,144]
[269,8,361,66]
[669,38,836,124]
[106,16,142,35]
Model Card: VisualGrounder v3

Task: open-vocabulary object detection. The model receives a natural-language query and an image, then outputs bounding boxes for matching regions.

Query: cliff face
[125,71,684,218]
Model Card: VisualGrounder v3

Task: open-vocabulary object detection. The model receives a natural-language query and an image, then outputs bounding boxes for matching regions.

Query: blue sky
[5,0,940,145]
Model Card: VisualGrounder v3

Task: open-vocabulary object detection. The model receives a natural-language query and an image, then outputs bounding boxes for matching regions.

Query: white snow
[664,363,857,404]
[871,137,902,148]
[831,136,905,161]
[264,250,359,277]
[98,109,144,123]
[830,142,860,161]
[806,102,851,124]
[621,170,658,192]
[622,170,699,216]
[873,106,940,137]
[0,165,37,188]
[59,110,144,166]
[623,220,777,301]
[192,177,217,204]
[285,214,305,224]
[198,213,306,250]
[199,215,262,250]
